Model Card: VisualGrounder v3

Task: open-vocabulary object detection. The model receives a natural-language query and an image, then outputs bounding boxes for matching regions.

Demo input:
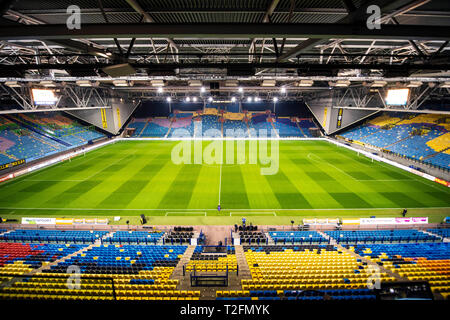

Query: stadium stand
[272,118,303,137]
[428,228,450,238]
[201,115,222,137]
[340,112,450,169]
[351,243,450,299]
[186,245,237,273]
[168,114,195,138]
[239,230,267,245]
[0,113,104,166]
[0,229,108,244]
[297,119,317,137]
[127,118,171,137]
[126,118,147,137]
[125,108,320,140]
[106,231,165,244]
[223,119,249,138]
[0,242,86,269]
[0,227,448,301]
[165,229,194,245]
[216,245,395,300]
[269,231,327,244]
[10,113,103,147]
[0,242,201,301]
[325,230,438,243]
[248,113,275,137]
[140,118,171,137]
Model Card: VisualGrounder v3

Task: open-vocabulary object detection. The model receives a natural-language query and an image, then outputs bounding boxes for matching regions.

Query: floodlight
[32,88,58,106]
[385,88,410,106]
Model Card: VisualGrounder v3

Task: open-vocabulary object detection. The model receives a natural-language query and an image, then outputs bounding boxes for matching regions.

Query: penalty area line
[165,212,207,216]
[230,212,277,216]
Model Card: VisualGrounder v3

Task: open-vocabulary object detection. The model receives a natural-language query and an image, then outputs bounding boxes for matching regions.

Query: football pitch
[0,140,449,224]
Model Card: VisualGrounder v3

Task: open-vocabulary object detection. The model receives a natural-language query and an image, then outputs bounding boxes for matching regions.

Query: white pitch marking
[307,152,358,181]
[0,207,448,212]
[165,212,207,216]
[230,212,277,216]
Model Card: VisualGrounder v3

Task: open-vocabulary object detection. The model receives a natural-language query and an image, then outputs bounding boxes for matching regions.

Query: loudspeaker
[209,82,220,90]
[227,66,255,76]
[147,67,177,76]
[66,68,99,77]
[102,63,136,77]
[297,65,338,77]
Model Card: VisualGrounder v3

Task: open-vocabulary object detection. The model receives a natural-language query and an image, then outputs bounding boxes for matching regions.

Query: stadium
[0,0,449,312]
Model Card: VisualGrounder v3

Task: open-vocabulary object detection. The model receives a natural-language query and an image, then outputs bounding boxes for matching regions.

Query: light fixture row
[165,96,279,103]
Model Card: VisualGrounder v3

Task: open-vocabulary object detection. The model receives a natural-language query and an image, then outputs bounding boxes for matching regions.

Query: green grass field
[0,140,449,224]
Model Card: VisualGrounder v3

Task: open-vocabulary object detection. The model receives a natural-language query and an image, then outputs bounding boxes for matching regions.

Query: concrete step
[317,231,336,245]
[171,245,196,280]
[234,245,252,280]
[422,230,448,242]
[337,244,407,283]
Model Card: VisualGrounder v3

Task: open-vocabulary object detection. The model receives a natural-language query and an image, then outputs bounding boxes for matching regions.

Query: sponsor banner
[435,177,450,187]
[359,217,429,225]
[342,219,361,225]
[303,218,340,225]
[422,173,435,182]
[21,217,109,225]
[73,218,109,225]
[116,108,121,128]
[0,159,25,171]
[360,218,396,225]
[73,219,84,225]
[336,108,343,129]
[96,219,109,225]
[395,217,428,224]
[410,169,435,181]
[352,140,365,146]
[322,108,327,127]
[0,173,13,183]
[56,218,73,225]
[410,168,424,177]
[101,109,108,128]
[22,217,56,225]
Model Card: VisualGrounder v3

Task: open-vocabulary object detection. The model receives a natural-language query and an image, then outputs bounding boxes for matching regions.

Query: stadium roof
[0,0,449,106]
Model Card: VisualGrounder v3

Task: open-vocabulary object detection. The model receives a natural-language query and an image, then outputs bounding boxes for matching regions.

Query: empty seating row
[269,231,326,243]
[351,243,450,297]
[0,242,86,270]
[325,230,438,243]
[428,228,450,238]
[107,231,164,244]
[0,229,108,243]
